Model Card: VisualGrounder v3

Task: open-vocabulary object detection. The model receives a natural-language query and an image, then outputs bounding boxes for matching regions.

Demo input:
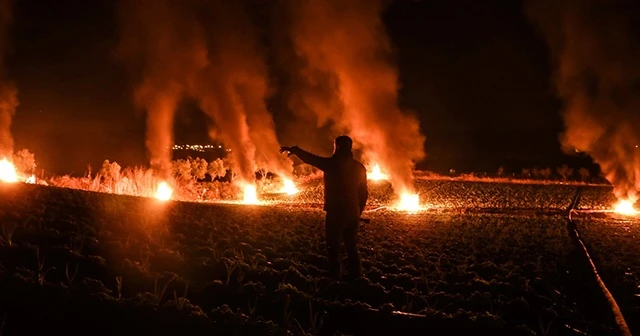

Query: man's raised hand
[279,146,294,156]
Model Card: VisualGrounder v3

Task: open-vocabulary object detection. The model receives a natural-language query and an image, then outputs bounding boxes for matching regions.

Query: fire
[0,158,18,183]
[395,192,422,213]
[368,163,389,181]
[280,178,298,195]
[614,199,638,216]
[243,184,259,204]
[25,175,36,184]
[155,181,173,201]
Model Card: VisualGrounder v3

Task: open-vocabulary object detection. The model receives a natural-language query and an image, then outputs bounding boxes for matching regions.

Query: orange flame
[243,184,259,204]
[614,199,638,216]
[155,181,173,201]
[367,163,389,181]
[394,192,423,213]
[0,158,18,183]
[280,178,298,195]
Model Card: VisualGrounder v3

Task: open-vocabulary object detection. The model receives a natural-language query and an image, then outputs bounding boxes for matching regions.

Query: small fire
[243,184,259,204]
[395,192,422,213]
[155,181,173,201]
[0,158,18,183]
[614,199,638,216]
[25,175,36,184]
[368,163,389,181]
[280,178,298,195]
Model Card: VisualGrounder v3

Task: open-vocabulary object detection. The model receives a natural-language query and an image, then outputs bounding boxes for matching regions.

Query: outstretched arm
[358,166,369,214]
[280,146,331,171]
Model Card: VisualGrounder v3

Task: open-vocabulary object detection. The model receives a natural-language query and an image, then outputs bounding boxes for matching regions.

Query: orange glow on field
[280,178,298,195]
[155,181,173,201]
[367,163,389,181]
[0,158,18,183]
[243,184,259,204]
[394,192,423,213]
[614,199,638,216]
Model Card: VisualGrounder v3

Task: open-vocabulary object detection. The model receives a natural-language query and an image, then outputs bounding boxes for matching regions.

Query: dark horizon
[4,0,601,176]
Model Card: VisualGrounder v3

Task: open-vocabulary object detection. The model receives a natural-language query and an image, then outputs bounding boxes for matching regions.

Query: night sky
[5,0,593,176]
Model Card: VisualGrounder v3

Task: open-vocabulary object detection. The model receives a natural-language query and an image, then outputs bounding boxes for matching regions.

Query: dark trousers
[325,211,361,279]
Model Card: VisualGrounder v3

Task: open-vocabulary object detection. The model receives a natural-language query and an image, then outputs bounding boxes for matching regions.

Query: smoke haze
[115,0,207,179]
[116,0,291,185]
[526,0,640,202]
[194,0,291,185]
[273,0,426,194]
[0,0,17,159]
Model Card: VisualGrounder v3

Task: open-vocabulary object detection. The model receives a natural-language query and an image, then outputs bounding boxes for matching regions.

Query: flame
[614,199,638,216]
[0,158,18,183]
[25,175,36,184]
[394,192,423,213]
[367,163,389,181]
[243,184,259,204]
[155,181,173,201]
[280,178,298,195]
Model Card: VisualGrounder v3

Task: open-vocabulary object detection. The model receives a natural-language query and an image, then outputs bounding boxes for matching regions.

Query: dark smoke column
[115,0,208,180]
[526,0,640,202]
[277,0,426,195]
[0,0,18,159]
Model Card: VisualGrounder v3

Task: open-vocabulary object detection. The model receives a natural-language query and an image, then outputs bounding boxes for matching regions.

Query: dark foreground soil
[0,182,629,335]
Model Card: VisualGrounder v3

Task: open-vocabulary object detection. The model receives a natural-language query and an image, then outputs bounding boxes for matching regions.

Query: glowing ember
[243,184,259,204]
[155,181,173,201]
[614,199,638,216]
[25,175,36,184]
[0,158,18,183]
[395,192,422,213]
[280,178,298,195]
[367,163,389,181]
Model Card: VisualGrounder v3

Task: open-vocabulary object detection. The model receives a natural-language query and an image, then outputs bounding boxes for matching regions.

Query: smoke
[525,0,640,202]
[115,0,207,179]
[274,0,426,194]
[193,0,292,185]
[116,0,291,184]
[0,0,18,159]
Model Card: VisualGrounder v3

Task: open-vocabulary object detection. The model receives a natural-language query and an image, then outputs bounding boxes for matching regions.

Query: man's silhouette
[280,136,368,280]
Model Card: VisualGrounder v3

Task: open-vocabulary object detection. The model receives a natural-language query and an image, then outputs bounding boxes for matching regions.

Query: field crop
[0,181,628,335]
[573,213,640,334]
[277,179,614,211]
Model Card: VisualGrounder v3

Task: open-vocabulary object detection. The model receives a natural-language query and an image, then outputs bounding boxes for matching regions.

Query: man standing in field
[280,135,368,280]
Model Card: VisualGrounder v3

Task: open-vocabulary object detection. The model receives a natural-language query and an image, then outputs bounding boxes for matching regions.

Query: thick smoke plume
[194,0,292,185]
[0,0,18,159]
[275,0,426,194]
[116,0,291,185]
[526,0,640,202]
[115,0,207,180]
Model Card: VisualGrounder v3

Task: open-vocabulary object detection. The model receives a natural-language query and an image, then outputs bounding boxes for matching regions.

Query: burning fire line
[0,158,18,183]
[367,163,389,181]
[243,184,259,204]
[613,199,638,216]
[155,181,173,201]
[366,162,425,213]
[280,178,298,195]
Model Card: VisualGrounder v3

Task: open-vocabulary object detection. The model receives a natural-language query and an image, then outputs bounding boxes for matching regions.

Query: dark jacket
[289,147,368,219]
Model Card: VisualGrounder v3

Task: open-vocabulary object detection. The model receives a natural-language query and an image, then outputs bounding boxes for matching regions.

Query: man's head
[333,135,353,155]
